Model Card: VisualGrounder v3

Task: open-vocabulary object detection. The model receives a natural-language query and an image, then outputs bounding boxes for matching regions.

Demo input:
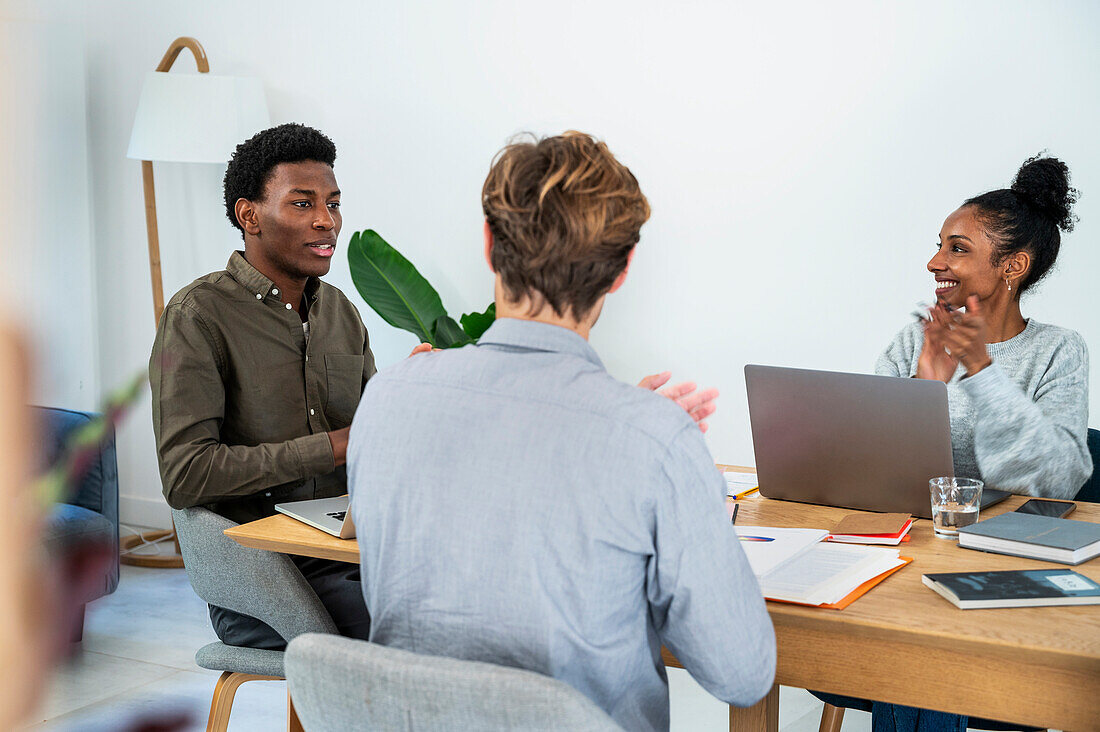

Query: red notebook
[828,513,914,546]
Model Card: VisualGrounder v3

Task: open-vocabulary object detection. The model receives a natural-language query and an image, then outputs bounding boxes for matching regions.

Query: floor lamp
[124,37,268,567]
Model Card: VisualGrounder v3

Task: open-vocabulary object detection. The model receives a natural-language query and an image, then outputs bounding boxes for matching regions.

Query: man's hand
[328,427,351,467]
[638,371,719,433]
[409,343,434,357]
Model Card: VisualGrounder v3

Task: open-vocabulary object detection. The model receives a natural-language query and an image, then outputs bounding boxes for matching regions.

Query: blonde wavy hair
[482,131,651,319]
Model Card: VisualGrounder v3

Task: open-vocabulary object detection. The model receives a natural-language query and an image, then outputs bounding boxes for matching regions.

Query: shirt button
[310,408,315,416]
[285,303,293,310]
[272,288,279,295]
[265,492,271,497]
[256,293,263,300]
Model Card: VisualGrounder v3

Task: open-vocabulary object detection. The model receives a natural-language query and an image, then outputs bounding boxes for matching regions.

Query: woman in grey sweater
[815,159,1091,730]
[877,154,1091,500]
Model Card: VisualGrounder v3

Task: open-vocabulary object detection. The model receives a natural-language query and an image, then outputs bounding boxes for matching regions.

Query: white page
[724,470,758,496]
[734,526,829,577]
[814,554,905,605]
[760,543,902,605]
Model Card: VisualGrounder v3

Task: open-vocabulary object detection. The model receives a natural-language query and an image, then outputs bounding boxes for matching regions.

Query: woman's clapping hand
[917,295,993,381]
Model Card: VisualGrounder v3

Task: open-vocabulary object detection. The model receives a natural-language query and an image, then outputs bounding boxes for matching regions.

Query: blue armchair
[38,406,120,640]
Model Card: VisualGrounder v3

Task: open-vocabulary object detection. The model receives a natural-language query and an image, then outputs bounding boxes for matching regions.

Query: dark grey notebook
[923,569,1100,608]
[958,511,1100,565]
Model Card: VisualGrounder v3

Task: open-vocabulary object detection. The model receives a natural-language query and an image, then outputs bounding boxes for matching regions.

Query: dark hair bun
[1011,154,1078,232]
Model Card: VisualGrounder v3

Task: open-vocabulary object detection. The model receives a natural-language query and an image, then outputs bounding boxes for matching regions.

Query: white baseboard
[119,494,172,530]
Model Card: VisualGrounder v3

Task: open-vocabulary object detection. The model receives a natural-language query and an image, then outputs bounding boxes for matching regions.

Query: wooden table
[226,470,1100,732]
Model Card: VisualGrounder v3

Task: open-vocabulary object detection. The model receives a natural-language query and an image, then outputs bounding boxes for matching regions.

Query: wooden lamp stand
[120,37,210,569]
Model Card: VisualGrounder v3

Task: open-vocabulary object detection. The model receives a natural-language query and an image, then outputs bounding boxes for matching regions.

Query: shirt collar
[225,251,322,302]
[476,318,604,369]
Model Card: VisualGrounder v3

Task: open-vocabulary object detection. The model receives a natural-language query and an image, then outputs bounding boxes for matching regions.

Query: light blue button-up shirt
[348,318,775,731]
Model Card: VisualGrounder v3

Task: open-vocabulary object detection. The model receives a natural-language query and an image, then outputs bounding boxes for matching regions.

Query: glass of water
[929,477,983,539]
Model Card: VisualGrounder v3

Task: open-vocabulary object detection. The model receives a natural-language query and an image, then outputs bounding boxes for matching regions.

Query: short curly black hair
[222,123,337,237]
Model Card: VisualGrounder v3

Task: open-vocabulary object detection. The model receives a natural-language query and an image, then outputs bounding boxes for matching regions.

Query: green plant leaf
[347,229,447,345]
[432,315,472,349]
[460,302,496,340]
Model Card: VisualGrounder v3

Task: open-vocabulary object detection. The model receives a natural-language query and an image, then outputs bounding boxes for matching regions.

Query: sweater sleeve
[960,336,1091,499]
[875,323,920,378]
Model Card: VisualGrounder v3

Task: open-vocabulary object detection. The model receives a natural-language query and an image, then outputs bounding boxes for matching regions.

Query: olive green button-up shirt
[150,251,376,524]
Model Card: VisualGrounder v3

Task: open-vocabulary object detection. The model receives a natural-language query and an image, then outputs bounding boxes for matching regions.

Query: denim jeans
[810,691,1039,732]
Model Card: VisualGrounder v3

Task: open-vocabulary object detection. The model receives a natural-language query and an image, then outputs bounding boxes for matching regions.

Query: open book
[736,526,909,607]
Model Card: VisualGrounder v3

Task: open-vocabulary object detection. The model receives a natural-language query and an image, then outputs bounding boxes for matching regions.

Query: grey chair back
[172,506,338,643]
[286,634,623,731]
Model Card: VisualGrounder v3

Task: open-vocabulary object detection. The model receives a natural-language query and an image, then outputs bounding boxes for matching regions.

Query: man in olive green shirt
[150,124,373,648]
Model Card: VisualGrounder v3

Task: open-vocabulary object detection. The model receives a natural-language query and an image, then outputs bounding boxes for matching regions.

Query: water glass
[929,477,983,539]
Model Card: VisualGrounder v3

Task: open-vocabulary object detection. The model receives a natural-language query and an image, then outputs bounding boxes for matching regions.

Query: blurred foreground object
[34,373,144,640]
[0,329,53,726]
[5,351,184,728]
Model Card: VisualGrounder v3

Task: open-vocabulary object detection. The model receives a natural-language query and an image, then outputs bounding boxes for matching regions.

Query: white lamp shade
[127,71,270,163]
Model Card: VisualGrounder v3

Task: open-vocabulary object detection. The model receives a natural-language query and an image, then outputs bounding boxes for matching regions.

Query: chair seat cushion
[196,641,285,677]
[43,503,114,554]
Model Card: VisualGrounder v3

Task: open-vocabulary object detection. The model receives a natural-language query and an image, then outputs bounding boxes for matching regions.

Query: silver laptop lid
[275,495,355,539]
[744,365,953,519]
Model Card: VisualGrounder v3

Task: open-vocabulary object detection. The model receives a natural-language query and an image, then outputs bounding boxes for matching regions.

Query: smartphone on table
[1014,498,1076,519]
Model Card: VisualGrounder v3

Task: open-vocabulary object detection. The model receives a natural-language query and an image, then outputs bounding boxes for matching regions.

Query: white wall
[0,20,99,412]
[4,1,1098,528]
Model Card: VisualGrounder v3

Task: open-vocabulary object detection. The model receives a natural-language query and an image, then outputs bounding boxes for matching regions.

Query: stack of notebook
[828,512,914,546]
[957,512,1100,565]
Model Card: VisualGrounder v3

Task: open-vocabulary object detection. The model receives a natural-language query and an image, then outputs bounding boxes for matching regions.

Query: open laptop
[744,365,1008,519]
[274,495,356,539]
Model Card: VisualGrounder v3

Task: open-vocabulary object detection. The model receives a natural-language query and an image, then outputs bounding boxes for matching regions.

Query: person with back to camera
[814,155,1089,731]
[347,131,776,731]
[877,154,1091,500]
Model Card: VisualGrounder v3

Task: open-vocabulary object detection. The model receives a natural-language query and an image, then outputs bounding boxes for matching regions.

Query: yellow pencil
[733,486,759,500]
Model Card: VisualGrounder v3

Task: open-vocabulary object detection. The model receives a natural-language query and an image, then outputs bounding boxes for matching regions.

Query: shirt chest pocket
[324,353,365,427]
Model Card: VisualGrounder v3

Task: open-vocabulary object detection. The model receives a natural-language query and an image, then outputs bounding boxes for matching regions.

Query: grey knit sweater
[876,319,1091,499]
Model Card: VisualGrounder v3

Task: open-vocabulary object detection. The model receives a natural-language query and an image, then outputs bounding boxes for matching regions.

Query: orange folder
[767,556,914,610]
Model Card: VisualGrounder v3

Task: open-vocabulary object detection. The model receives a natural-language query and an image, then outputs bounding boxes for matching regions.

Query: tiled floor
[28,564,871,731]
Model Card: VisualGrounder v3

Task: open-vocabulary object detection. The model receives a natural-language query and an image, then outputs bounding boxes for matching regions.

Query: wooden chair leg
[729,683,779,732]
[819,703,845,732]
[205,671,282,732]
[288,687,304,732]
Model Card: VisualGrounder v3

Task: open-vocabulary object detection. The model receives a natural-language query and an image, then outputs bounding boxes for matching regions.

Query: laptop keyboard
[326,511,346,522]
